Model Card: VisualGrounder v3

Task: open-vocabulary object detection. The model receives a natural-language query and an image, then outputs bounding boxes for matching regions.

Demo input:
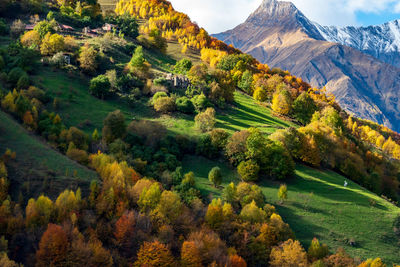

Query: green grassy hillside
[182,155,400,263]
[0,111,98,200]
[29,39,399,262]
[15,19,399,263]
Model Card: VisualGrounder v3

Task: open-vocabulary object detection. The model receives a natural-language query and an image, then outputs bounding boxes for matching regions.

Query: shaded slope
[0,111,98,200]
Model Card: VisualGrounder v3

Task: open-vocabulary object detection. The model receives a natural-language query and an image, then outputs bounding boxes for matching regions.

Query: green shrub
[176,96,195,114]
[192,93,210,111]
[153,96,176,113]
[89,75,111,99]
[152,91,168,102]
[174,59,192,74]
[153,77,168,86]
[208,167,222,187]
[237,160,260,182]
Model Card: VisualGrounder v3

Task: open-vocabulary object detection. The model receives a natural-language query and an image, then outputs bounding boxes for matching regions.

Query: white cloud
[169,0,400,32]
[169,0,261,33]
[395,2,400,13]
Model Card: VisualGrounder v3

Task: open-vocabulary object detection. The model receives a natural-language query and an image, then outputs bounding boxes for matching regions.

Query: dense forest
[0,0,399,266]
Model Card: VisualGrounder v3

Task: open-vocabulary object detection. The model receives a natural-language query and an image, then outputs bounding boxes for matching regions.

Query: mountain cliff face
[314,20,400,68]
[214,0,400,131]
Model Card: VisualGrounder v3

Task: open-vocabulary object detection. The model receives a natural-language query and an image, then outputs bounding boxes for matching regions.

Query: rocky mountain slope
[314,20,400,68]
[214,0,400,131]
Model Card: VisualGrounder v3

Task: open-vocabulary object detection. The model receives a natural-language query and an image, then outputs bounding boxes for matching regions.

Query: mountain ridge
[213,0,400,131]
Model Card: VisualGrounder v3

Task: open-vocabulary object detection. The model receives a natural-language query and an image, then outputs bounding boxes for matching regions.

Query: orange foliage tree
[36,224,69,266]
[134,241,175,267]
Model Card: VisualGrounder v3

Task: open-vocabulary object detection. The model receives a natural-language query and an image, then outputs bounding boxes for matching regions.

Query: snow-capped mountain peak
[314,19,400,67]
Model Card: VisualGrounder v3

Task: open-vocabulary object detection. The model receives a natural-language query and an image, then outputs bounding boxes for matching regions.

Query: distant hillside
[214,0,400,132]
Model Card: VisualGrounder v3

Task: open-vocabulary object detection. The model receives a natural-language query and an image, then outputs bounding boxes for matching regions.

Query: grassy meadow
[182,155,400,263]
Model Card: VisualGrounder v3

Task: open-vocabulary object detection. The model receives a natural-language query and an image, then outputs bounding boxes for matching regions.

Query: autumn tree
[36,224,69,267]
[240,200,267,223]
[138,183,161,212]
[253,87,268,102]
[181,241,202,267]
[188,229,227,266]
[225,130,250,165]
[134,241,175,267]
[154,190,183,224]
[195,107,216,132]
[308,237,329,261]
[79,43,98,73]
[21,30,41,48]
[205,199,224,230]
[278,184,288,203]
[269,239,308,267]
[114,211,135,254]
[208,167,222,187]
[323,247,356,267]
[227,255,247,267]
[153,96,176,113]
[237,160,260,182]
[102,110,126,144]
[272,89,292,115]
[40,33,65,56]
[236,182,265,207]
[25,195,53,228]
[358,258,386,267]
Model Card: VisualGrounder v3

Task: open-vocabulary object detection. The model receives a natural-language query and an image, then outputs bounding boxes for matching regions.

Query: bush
[66,146,89,164]
[176,96,195,114]
[89,75,111,99]
[174,59,192,74]
[192,94,210,111]
[237,160,260,182]
[153,96,176,113]
[152,92,168,102]
[208,167,222,187]
[195,107,216,132]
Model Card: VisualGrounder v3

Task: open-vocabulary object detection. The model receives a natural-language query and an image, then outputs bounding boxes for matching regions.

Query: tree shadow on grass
[274,204,328,247]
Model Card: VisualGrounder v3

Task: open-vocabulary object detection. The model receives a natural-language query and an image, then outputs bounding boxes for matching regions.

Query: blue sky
[169,0,400,33]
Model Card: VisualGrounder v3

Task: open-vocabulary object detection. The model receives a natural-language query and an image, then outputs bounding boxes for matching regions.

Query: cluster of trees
[0,140,382,266]
[269,107,400,201]
[52,0,103,27]
[115,0,239,53]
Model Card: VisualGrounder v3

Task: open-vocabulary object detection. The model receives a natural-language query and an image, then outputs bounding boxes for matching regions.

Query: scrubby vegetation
[0,0,399,265]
